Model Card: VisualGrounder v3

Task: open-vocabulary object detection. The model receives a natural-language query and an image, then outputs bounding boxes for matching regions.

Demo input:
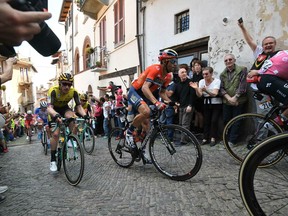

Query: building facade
[59,0,288,98]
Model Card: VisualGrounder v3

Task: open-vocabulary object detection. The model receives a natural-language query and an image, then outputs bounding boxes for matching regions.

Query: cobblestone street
[0,135,248,216]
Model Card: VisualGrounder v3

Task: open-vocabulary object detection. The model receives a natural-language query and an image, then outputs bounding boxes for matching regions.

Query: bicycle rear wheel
[63,134,85,186]
[239,133,288,216]
[82,126,95,154]
[149,124,202,181]
[223,113,284,167]
[108,127,135,168]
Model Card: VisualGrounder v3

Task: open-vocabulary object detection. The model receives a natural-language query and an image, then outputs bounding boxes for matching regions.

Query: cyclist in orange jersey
[125,49,178,159]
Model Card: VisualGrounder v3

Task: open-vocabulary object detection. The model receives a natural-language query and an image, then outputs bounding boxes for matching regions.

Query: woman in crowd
[190,66,222,146]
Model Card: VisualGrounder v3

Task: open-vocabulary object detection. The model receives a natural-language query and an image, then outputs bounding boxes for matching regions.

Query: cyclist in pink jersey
[247,50,288,105]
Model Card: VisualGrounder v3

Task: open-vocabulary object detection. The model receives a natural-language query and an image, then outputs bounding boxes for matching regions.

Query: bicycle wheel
[239,133,288,216]
[63,134,85,186]
[149,124,202,181]
[108,127,135,168]
[82,126,95,154]
[223,113,284,167]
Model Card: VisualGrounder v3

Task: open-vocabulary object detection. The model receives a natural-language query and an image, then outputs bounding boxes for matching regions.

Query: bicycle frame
[134,107,176,162]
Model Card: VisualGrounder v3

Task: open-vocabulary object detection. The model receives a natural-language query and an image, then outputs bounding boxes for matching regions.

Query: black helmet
[58,73,74,83]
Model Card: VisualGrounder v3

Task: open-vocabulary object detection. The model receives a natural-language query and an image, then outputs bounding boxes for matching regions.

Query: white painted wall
[143,0,288,75]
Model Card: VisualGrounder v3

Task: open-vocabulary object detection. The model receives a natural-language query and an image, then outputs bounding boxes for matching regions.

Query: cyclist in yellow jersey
[47,73,87,172]
[76,93,94,118]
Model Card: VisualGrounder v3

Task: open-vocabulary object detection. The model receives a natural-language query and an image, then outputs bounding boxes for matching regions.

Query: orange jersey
[132,64,172,92]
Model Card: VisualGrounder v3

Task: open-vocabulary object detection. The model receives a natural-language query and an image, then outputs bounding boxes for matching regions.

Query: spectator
[190,67,222,146]
[220,54,248,146]
[94,98,104,137]
[115,88,125,130]
[101,94,111,138]
[161,74,176,125]
[191,60,204,134]
[98,81,118,96]
[188,57,199,79]
[0,0,52,203]
[171,64,195,145]
[238,19,279,115]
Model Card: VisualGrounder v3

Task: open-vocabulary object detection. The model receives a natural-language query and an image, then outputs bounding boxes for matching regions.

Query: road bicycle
[239,132,288,215]
[108,106,202,181]
[51,118,85,186]
[76,118,95,154]
[222,91,286,167]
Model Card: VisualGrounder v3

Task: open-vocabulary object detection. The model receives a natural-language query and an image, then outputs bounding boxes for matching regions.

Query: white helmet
[0,113,6,128]
[40,101,48,108]
[27,110,32,114]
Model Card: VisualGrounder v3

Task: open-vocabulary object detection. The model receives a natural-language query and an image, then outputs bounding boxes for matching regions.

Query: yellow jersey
[47,86,81,108]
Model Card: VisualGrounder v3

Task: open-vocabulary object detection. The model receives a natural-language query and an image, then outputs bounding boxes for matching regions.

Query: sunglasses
[224,58,234,62]
[169,59,177,64]
[61,82,72,87]
[202,73,209,76]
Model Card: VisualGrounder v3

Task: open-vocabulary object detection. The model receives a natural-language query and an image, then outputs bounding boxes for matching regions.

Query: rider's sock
[51,150,56,162]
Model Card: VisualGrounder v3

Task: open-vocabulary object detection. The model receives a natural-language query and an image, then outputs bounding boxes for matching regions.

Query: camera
[0,0,61,57]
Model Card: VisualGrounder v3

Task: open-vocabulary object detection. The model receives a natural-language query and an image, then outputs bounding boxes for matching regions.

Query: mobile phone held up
[238,17,243,24]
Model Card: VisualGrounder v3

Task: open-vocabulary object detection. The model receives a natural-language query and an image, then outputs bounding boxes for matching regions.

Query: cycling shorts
[257,74,288,105]
[127,86,150,111]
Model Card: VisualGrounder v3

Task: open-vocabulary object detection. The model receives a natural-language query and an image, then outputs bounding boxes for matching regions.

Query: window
[114,0,125,46]
[176,10,189,34]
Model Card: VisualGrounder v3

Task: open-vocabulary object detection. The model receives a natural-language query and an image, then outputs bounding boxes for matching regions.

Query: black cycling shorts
[257,74,288,105]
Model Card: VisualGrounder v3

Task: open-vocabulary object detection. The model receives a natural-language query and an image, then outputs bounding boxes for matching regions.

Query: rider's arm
[238,21,257,52]
[142,81,158,104]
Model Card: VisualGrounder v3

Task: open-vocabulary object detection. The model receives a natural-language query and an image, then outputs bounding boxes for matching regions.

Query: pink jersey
[260,50,288,80]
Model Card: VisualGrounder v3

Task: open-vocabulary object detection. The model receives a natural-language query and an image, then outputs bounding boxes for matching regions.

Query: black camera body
[0,0,61,57]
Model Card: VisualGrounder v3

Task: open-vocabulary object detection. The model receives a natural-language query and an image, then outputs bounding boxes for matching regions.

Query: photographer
[0,0,52,46]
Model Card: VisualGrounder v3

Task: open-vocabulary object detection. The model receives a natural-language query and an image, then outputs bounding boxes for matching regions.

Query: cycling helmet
[40,101,48,108]
[27,110,32,114]
[0,114,6,128]
[80,93,88,101]
[158,49,178,61]
[58,73,74,83]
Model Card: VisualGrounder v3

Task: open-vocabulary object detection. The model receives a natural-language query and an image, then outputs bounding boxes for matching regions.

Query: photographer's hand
[0,0,52,46]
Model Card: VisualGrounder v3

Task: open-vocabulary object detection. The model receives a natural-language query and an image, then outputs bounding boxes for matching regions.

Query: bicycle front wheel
[239,132,288,216]
[223,113,284,167]
[82,126,95,154]
[149,124,202,181]
[63,134,85,186]
[108,127,135,168]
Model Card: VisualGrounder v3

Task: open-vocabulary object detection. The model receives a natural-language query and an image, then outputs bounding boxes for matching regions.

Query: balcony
[86,47,107,72]
[79,0,109,19]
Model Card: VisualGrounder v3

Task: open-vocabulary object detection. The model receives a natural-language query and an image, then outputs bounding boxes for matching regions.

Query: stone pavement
[0,135,249,216]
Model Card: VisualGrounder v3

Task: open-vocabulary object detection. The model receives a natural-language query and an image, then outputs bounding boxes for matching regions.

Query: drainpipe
[136,0,146,72]
[136,0,142,72]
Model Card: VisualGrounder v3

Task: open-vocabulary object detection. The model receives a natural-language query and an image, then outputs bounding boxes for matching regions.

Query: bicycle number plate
[258,100,273,110]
